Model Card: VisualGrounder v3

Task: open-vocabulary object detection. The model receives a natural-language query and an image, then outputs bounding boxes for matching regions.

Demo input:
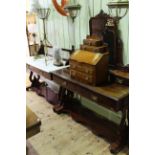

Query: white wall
[34,0,129,64]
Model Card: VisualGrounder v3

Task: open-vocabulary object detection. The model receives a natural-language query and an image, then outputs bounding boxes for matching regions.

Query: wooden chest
[83,39,103,46]
[69,50,109,85]
[83,35,103,46]
[80,44,107,53]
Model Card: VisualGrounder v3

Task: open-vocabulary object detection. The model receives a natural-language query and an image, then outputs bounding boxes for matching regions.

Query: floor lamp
[64,4,81,52]
[37,8,52,64]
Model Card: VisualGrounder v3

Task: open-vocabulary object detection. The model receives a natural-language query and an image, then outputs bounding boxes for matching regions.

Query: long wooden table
[26,56,129,153]
[52,68,129,154]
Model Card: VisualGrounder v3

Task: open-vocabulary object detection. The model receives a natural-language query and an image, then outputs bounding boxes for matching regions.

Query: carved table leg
[53,87,73,114]
[53,87,66,113]
[109,104,129,154]
[26,71,47,92]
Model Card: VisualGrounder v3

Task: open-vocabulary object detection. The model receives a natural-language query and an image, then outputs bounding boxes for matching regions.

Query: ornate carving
[89,10,123,67]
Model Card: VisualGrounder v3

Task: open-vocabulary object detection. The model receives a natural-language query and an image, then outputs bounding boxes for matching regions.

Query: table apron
[53,75,125,112]
[27,64,52,80]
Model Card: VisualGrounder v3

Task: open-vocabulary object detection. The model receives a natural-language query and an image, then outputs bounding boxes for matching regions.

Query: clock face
[52,0,69,16]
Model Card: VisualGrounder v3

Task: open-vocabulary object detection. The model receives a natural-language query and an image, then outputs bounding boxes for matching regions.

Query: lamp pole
[64,3,81,52]
[37,8,51,65]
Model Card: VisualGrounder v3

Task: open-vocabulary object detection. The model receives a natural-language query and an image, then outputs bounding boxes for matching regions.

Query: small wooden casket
[83,35,103,46]
[69,50,109,85]
[80,44,107,53]
[81,35,108,53]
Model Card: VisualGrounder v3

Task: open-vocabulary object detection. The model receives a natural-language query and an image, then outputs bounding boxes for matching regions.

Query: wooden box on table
[80,44,107,53]
[83,35,103,46]
[69,50,109,86]
[81,35,108,53]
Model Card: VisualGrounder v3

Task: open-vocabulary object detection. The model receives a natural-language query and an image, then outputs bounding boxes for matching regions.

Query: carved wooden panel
[89,10,123,67]
[89,10,109,40]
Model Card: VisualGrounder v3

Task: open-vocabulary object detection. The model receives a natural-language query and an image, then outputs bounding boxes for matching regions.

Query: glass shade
[64,4,81,21]
[107,1,129,21]
[37,8,51,19]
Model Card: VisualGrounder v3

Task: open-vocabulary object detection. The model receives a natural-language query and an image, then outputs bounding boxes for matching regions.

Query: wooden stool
[26,106,41,139]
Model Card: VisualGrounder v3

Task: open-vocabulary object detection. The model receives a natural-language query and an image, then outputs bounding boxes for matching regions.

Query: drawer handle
[72,72,76,76]
[85,77,89,80]
[91,95,98,101]
[62,81,67,86]
[85,70,89,73]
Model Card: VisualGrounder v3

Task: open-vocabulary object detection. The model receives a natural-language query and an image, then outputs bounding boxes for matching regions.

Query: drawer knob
[85,77,89,80]
[62,81,67,86]
[91,95,98,101]
[72,72,76,76]
[85,70,89,73]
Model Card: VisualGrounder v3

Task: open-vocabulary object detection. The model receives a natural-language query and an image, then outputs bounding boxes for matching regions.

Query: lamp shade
[64,4,81,20]
[29,0,41,13]
[107,0,129,21]
[37,8,51,19]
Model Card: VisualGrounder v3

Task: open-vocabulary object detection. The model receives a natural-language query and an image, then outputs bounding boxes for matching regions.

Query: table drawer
[53,75,79,93]
[82,91,120,111]
[70,60,95,75]
[53,75,68,87]
[27,65,52,80]
[42,72,51,80]
[28,65,43,76]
